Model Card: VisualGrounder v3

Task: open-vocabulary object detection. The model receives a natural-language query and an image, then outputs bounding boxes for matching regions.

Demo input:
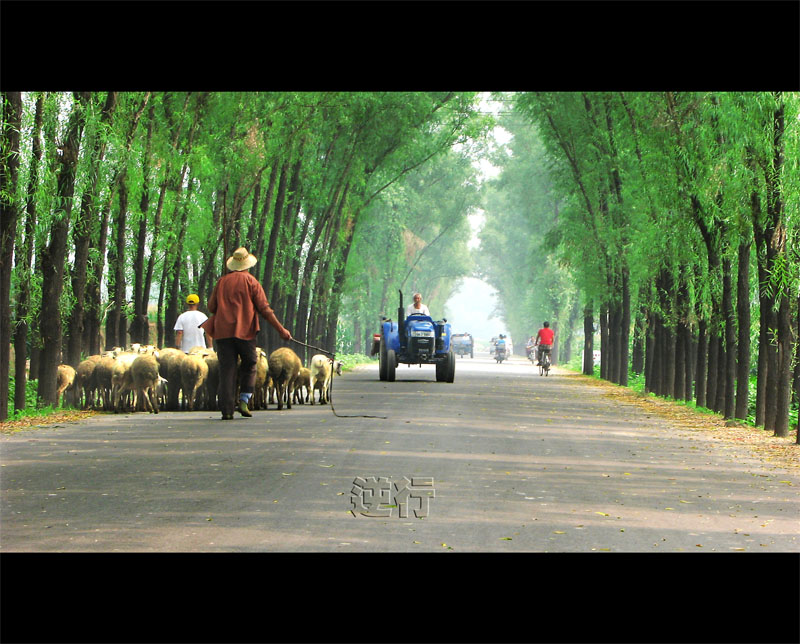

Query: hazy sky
[443,276,509,343]
[441,97,513,345]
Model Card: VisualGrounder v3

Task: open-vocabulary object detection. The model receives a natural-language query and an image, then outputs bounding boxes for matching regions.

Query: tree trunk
[794,291,800,442]
[608,300,620,384]
[599,307,608,381]
[619,267,630,386]
[164,176,195,349]
[714,338,726,414]
[774,289,793,437]
[674,318,686,402]
[85,196,113,355]
[106,175,130,349]
[130,101,155,344]
[735,239,752,420]
[0,92,23,420]
[722,256,736,419]
[761,300,778,430]
[793,290,800,412]
[631,310,645,375]
[37,92,90,406]
[66,92,118,365]
[674,268,690,400]
[13,93,44,412]
[705,323,719,412]
[583,305,594,376]
[644,310,655,393]
[695,317,708,409]
[259,159,290,351]
[142,182,168,328]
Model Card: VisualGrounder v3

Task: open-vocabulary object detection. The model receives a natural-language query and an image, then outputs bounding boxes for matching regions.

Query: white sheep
[309,354,342,405]
[130,352,165,413]
[111,352,139,413]
[180,352,209,411]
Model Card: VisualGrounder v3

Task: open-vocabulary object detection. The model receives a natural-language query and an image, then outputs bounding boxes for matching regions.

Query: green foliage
[335,352,376,372]
[6,377,65,420]
[338,141,486,352]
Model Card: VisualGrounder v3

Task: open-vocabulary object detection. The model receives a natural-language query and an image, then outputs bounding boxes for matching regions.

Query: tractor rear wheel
[386,349,396,381]
[379,337,387,381]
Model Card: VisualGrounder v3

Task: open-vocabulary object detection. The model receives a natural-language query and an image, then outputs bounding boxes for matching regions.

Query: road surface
[2,353,798,552]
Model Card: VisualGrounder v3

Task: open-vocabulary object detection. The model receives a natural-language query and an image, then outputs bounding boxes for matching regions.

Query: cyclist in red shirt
[535,321,555,366]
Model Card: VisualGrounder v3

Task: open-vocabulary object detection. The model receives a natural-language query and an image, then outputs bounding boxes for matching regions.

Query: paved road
[1,353,798,552]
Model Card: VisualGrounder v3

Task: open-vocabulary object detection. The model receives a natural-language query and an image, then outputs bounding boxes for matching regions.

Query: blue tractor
[371,291,455,382]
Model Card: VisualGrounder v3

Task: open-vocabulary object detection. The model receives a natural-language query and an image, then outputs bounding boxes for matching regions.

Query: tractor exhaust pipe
[398,290,405,339]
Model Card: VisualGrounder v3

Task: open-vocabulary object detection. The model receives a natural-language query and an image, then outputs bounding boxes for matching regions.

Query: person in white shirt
[174,294,209,353]
[406,292,431,317]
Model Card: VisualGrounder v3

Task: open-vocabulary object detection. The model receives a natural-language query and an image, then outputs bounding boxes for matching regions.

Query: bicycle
[538,349,551,376]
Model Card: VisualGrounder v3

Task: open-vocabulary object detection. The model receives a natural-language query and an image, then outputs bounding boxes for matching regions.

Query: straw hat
[226,247,257,272]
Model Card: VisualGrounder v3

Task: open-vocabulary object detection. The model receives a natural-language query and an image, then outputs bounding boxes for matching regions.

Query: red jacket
[202,271,279,341]
[536,327,554,346]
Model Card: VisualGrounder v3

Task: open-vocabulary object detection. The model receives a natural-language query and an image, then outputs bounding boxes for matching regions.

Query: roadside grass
[336,352,376,373]
[6,377,62,422]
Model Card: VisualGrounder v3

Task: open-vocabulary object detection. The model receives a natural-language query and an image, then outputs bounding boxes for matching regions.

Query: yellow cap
[186,294,199,304]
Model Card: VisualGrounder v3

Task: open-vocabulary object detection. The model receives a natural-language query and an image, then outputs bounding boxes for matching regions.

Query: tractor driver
[406,292,431,318]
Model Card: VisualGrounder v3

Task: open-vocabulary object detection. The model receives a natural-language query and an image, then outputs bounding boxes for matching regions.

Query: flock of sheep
[55,343,343,414]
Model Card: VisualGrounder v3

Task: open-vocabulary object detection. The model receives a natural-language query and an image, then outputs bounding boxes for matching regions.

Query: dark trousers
[215,337,258,416]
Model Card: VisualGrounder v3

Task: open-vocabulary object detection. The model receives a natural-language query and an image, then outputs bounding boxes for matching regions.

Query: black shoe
[221,413,233,421]
[237,400,253,417]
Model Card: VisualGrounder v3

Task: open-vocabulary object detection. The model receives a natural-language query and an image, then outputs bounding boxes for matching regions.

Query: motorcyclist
[495,334,507,359]
[525,335,536,360]
[535,322,554,366]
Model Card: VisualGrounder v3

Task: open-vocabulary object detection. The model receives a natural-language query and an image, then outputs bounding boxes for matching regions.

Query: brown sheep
[91,354,117,410]
[57,364,77,407]
[130,352,164,413]
[156,348,187,410]
[202,350,219,411]
[267,347,302,410]
[75,356,101,409]
[180,352,209,411]
[188,346,219,411]
[293,367,311,405]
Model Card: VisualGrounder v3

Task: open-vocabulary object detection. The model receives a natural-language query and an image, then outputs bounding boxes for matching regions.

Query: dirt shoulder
[0,409,99,435]
[563,370,799,474]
